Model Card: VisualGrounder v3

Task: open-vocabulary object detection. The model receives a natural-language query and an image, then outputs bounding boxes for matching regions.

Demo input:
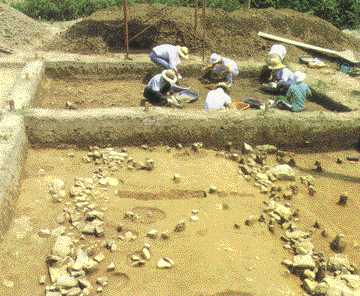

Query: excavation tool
[258,31,360,64]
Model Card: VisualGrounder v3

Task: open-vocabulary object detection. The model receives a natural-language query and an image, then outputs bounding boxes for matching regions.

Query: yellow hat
[268,58,285,70]
[177,46,189,59]
[216,82,230,90]
[162,69,177,84]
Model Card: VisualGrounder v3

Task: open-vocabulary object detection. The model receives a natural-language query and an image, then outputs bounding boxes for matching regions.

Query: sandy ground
[34,76,327,112]
[0,146,359,295]
[0,67,21,111]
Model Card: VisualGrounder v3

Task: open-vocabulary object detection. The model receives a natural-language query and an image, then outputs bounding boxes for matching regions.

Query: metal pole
[194,0,198,49]
[202,0,206,62]
[124,0,130,60]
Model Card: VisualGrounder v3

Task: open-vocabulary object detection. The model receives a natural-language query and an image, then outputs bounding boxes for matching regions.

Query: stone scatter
[19,144,360,295]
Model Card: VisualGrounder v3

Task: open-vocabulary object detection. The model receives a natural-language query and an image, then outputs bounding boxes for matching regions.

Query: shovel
[258,31,360,64]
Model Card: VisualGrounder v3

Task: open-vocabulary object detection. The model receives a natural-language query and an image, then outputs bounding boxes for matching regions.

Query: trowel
[258,31,360,64]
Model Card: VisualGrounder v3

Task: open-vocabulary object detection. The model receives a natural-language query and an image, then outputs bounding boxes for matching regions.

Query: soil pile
[0,2,51,51]
[42,3,360,62]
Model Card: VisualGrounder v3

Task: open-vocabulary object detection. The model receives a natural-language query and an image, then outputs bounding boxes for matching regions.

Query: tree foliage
[6,0,360,29]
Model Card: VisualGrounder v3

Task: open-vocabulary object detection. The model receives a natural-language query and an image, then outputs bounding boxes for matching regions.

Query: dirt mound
[42,3,360,62]
[0,2,51,52]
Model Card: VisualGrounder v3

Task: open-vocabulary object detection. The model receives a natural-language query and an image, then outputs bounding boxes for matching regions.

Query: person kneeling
[262,58,295,94]
[269,71,311,112]
[204,82,233,110]
[143,70,183,108]
[201,53,239,88]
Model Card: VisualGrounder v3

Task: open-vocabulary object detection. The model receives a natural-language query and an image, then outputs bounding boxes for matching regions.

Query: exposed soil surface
[0,146,359,295]
[42,4,360,64]
[35,76,327,111]
[0,2,54,52]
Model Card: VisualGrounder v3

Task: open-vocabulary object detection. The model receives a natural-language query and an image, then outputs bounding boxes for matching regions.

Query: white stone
[292,254,316,269]
[107,262,115,271]
[107,177,119,187]
[38,229,51,238]
[157,257,174,269]
[98,178,108,186]
[189,215,199,222]
[94,252,105,263]
[52,236,73,258]
[131,255,141,261]
[39,275,46,285]
[3,279,14,287]
[141,247,151,260]
[268,164,295,181]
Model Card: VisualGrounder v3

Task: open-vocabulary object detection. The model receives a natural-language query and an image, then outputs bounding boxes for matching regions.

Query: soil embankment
[42,4,360,64]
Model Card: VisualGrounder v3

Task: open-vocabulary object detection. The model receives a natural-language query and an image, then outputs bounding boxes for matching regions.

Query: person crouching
[204,82,233,110]
[143,69,182,108]
[269,71,311,112]
[201,53,239,88]
[149,44,189,79]
[261,58,295,94]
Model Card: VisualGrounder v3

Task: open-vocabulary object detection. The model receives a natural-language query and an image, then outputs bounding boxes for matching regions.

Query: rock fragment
[157,257,174,269]
[267,164,295,181]
[147,230,158,239]
[337,192,348,206]
[107,262,115,271]
[174,220,186,232]
[242,142,254,154]
[209,186,217,194]
[52,236,74,258]
[330,234,346,253]
[141,248,151,260]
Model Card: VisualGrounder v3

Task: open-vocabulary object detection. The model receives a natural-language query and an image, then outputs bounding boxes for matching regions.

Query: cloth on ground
[243,97,265,109]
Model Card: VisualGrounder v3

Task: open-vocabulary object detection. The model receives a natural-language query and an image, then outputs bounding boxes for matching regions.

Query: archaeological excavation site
[0,2,359,296]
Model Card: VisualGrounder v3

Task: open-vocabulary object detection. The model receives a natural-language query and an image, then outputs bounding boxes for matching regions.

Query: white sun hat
[177,46,189,59]
[162,69,177,84]
[269,44,287,61]
[210,53,222,64]
[294,71,307,82]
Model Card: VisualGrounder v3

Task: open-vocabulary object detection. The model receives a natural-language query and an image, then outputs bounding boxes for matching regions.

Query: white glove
[177,74,182,79]
[270,82,277,88]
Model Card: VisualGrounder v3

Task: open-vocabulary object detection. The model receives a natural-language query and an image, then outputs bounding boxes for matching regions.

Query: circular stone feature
[130,206,166,224]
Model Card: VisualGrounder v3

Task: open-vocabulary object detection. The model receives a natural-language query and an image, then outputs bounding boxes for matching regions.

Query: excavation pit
[34,64,338,112]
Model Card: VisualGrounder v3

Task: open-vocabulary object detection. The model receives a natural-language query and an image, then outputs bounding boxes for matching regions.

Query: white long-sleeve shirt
[153,44,181,71]
[204,88,231,110]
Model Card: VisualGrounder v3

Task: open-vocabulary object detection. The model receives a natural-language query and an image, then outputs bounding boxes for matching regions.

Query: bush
[7,0,360,29]
[10,0,123,21]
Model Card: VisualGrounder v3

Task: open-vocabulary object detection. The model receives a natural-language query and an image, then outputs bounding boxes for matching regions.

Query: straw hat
[216,82,229,90]
[294,71,306,82]
[210,53,222,64]
[177,46,189,59]
[162,69,177,84]
[268,58,285,70]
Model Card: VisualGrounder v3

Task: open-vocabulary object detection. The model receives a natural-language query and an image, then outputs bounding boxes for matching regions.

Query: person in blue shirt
[269,71,312,112]
[262,58,295,94]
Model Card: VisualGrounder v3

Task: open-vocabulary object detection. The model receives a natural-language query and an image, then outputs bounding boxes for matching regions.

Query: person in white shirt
[204,83,233,110]
[143,69,183,108]
[150,44,189,79]
[201,53,239,87]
